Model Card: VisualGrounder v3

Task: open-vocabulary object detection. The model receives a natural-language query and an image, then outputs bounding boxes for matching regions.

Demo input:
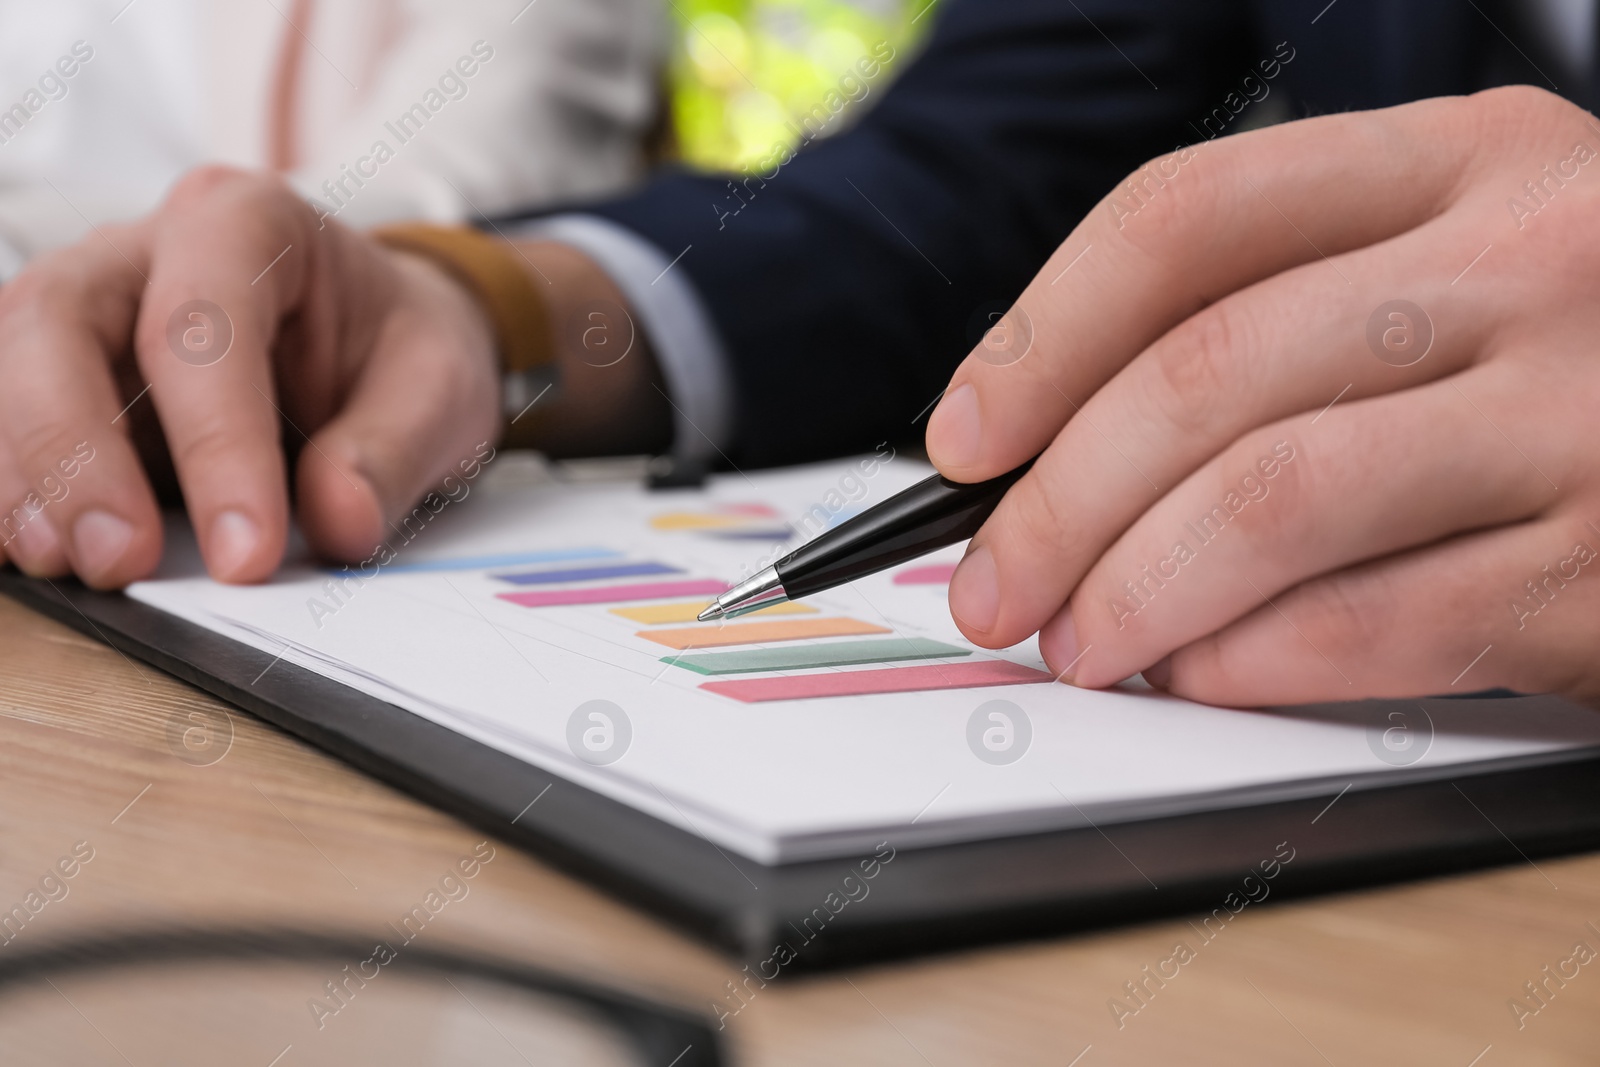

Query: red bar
[700,659,1054,702]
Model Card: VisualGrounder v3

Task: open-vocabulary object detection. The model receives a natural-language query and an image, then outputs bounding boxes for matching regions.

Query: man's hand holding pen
[929,87,1600,708]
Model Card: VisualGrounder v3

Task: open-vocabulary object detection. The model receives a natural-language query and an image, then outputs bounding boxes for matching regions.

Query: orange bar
[649,511,749,530]
[637,616,890,650]
[610,600,816,624]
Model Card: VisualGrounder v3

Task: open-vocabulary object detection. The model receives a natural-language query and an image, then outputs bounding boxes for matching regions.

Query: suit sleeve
[563,0,1255,467]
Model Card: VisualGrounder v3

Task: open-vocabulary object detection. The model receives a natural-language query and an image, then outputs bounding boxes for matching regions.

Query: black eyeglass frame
[0,926,726,1067]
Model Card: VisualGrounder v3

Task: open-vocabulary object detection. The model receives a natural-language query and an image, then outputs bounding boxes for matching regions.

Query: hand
[925,86,1600,707]
[0,167,667,589]
[0,166,502,587]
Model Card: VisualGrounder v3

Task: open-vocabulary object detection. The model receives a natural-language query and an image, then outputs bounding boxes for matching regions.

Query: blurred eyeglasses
[0,929,725,1067]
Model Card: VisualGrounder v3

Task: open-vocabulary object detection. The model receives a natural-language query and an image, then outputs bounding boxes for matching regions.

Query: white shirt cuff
[512,213,733,463]
[0,232,28,282]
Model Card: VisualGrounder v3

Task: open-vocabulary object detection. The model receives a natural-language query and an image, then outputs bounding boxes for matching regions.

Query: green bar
[662,637,970,676]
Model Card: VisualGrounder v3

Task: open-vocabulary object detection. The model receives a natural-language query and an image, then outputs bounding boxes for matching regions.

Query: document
[128,453,1600,863]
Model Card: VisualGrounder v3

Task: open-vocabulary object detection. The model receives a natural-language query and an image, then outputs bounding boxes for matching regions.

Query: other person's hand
[0,167,665,589]
[926,86,1600,706]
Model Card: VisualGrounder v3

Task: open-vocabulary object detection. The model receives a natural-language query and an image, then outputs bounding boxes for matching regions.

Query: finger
[1,513,68,576]
[132,167,308,583]
[295,253,501,561]
[1048,367,1560,687]
[1150,516,1600,706]
[0,448,69,576]
[0,235,164,588]
[924,87,1561,482]
[954,214,1489,647]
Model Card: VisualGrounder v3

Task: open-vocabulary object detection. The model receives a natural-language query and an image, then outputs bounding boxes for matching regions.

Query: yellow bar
[637,616,891,650]
[611,600,817,625]
[648,512,750,530]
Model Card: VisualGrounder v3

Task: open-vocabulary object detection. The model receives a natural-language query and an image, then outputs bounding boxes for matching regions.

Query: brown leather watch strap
[371,223,552,377]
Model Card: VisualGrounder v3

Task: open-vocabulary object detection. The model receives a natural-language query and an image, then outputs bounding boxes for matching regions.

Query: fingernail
[72,510,134,582]
[948,542,999,634]
[1144,655,1172,690]
[1043,609,1082,682]
[927,383,981,468]
[11,512,64,574]
[208,510,260,579]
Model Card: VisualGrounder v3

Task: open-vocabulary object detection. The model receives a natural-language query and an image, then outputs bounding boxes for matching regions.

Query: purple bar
[497,579,729,608]
[706,528,793,541]
[493,561,681,585]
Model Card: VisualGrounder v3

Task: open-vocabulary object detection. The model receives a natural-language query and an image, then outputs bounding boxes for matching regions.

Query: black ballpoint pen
[697,458,1036,621]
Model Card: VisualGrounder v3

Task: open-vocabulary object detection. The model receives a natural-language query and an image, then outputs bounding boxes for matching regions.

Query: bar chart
[489,551,1053,703]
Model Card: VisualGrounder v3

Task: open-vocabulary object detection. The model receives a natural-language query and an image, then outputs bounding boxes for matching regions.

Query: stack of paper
[128,456,1600,864]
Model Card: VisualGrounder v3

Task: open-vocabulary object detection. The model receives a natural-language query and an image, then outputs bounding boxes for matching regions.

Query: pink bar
[701,659,1054,703]
[720,503,780,517]
[498,579,728,608]
[893,563,959,585]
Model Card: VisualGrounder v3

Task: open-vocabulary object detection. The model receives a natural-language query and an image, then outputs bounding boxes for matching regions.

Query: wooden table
[2,592,1596,1065]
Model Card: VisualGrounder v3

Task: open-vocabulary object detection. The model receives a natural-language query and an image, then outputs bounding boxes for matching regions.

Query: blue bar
[341,546,620,576]
[707,527,793,541]
[493,561,682,585]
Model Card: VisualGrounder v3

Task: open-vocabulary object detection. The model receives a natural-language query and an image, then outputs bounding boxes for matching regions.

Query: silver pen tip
[697,603,723,622]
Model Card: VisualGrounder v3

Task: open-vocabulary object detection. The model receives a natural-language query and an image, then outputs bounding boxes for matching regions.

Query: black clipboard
[8,570,1600,974]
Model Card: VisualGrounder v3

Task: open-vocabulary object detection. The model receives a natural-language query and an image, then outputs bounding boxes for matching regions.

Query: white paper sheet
[127,454,1600,864]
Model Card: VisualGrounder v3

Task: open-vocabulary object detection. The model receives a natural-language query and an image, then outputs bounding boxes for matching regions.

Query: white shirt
[0,0,663,274]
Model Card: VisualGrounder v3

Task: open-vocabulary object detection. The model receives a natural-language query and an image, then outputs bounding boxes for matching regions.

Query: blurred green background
[666,0,933,171]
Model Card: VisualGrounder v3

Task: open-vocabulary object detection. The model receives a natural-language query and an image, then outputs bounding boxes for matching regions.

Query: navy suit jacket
[551,0,1573,466]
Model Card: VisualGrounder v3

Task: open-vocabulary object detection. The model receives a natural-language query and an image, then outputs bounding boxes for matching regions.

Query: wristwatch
[371,223,557,445]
